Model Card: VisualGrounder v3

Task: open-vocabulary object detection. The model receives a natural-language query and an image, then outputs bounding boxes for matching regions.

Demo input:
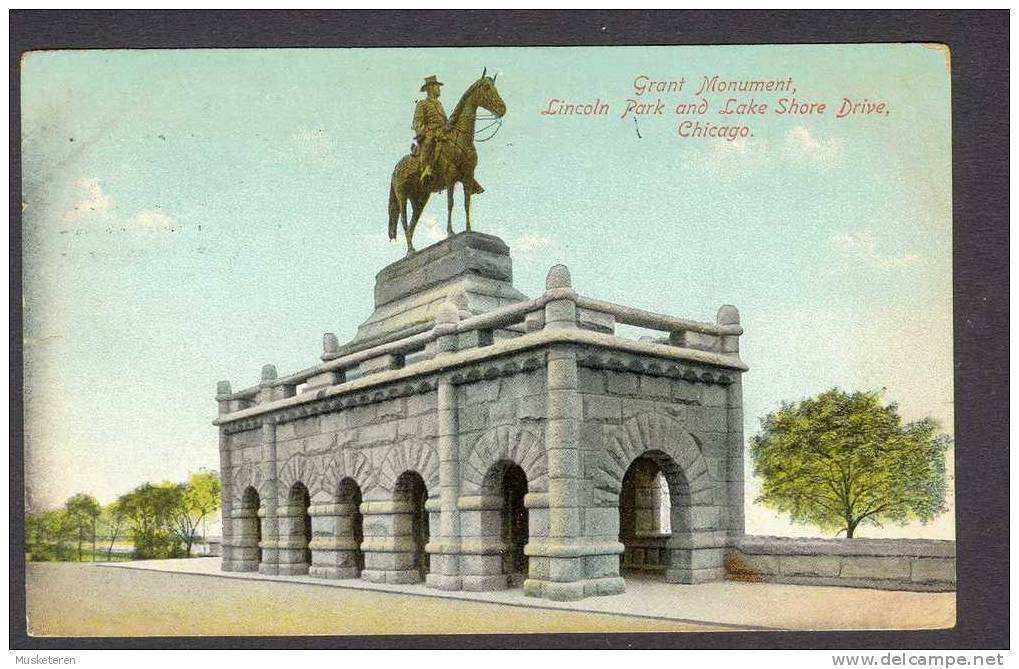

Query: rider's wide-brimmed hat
[420,75,444,92]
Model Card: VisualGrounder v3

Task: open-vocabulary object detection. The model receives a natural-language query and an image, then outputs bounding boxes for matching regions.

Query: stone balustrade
[215,272,745,421]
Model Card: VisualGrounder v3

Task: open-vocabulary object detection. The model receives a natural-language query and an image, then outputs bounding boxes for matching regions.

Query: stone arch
[319,448,375,502]
[375,438,440,496]
[393,470,431,581]
[277,453,324,501]
[596,412,726,584]
[462,426,548,495]
[479,460,530,585]
[594,412,713,508]
[231,462,270,505]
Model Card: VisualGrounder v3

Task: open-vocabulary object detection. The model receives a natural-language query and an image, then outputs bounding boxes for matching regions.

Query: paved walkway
[99,557,954,632]
[26,563,720,636]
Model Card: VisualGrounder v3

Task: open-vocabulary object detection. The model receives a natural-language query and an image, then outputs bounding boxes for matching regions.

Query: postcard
[21,42,957,638]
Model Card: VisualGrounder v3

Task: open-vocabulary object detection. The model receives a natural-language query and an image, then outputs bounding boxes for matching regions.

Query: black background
[9,9,1010,651]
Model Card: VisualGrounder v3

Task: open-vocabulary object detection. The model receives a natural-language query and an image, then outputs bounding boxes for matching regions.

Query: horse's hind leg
[396,190,413,254]
[407,193,429,255]
[405,201,418,255]
[463,181,473,232]
[446,186,455,236]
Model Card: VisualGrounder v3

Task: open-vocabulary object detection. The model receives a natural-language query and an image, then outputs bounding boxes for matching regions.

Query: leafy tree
[118,483,184,558]
[102,500,128,560]
[64,493,101,561]
[26,508,75,561]
[750,389,950,538]
[169,470,222,556]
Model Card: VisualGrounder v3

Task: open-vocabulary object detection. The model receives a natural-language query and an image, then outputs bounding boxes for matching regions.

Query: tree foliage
[26,470,222,562]
[170,470,223,556]
[64,493,101,561]
[26,508,76,561]
[103,500,128,560]
[118,483,186,559]
[750,389,950,538]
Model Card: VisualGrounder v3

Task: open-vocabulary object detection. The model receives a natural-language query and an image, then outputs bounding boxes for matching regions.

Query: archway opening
[337,477,364,576]
[619,455,675,579]
[480,460,530,587]
[394,471,430,581]
[240,486,262,567]
[289,482,312,567]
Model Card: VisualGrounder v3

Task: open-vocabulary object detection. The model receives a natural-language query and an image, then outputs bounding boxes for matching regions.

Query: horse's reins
[473,113,503,142]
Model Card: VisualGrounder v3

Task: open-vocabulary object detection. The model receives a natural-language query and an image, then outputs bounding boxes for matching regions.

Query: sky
[21,44,953,539]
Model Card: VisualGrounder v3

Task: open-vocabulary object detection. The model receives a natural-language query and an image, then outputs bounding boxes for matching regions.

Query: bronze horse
[388,70,507,254]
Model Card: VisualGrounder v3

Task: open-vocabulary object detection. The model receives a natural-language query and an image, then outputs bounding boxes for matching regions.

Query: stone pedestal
[275,502,310,576]
[339,232,529,354]
[223,508,260,572]
[361,500,426,584]
[308,502,363,579]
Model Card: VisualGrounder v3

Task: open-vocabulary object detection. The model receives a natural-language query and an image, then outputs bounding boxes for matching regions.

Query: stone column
[216,427,236,571]
[458,494,509,590]
[276,496,309,576]
[633,462,664,536]
[258,419,281,575]
[308,502,360,579]
[229,505,261,571]
[717,305,746,538]
[427,302,464,590]
[360,499,419,584]
[524,265,624,601]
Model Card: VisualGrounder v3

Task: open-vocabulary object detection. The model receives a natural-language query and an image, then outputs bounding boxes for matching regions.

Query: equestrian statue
[388,69,506,255]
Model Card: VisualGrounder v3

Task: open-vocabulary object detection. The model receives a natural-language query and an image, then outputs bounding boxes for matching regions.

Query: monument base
[336,232,529,355]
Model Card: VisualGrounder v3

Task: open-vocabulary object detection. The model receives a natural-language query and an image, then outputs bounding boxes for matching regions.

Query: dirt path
[25,563,727,636]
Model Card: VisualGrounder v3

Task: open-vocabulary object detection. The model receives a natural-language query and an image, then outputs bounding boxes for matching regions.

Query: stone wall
[728,536,956,592]
[572,350,744,585]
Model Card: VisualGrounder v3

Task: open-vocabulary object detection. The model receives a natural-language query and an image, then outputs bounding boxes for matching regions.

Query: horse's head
[474,68,506,118]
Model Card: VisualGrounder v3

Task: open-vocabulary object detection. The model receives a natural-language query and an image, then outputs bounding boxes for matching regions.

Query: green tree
[118,483,184,558]
[26,508,75,561]
[170,470,222,557]
[102,500,128,560]
[64,493,101,561]
[750,389,950,538]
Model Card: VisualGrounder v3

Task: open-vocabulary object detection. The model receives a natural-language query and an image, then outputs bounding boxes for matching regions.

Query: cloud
[783,126,844,167]
[692,137,769,178]
[62,177,111,222]
[831,229,921,268]
[58,178,178,232]
[132,210,176,230]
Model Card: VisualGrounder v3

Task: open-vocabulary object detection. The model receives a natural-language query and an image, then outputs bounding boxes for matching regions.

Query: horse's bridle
[473,112,503,142]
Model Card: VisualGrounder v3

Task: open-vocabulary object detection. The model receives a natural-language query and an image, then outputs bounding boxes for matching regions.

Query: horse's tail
[388,178,401,240]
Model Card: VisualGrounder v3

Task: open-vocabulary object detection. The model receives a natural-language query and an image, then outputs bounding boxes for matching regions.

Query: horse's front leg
[446,186,455,236]
[463,181,472,232]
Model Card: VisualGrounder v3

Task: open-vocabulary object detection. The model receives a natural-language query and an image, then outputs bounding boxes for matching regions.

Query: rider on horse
[414,75,448,182]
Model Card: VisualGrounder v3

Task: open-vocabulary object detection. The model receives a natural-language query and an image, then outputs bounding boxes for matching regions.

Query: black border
[9,9,1009,651]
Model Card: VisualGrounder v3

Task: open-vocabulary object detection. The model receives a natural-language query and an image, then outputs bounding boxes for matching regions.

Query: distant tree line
[26,470,222,562]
